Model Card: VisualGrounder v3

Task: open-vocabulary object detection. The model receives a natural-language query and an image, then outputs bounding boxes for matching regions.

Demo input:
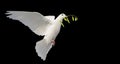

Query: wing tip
[5,11,10,14]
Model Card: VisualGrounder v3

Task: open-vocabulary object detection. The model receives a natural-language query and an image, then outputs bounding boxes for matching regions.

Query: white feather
[6,11,51,35]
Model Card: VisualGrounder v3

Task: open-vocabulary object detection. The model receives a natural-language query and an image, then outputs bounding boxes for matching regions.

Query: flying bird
[5,11,78,61]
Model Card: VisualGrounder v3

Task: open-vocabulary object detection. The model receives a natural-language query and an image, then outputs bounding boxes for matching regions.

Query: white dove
[5,11,68,61]
[5,11,78,61]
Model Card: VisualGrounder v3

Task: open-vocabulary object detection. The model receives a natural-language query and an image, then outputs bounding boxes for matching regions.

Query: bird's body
[44,14,65,42]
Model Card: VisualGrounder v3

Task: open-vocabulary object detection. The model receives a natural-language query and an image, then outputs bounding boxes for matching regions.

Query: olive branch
[60,15,78,27]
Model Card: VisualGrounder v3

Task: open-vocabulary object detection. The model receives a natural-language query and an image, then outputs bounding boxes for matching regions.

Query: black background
[0,0,113,64]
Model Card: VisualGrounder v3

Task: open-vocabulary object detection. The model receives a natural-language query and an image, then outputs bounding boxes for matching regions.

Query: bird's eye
[61,13,65,16]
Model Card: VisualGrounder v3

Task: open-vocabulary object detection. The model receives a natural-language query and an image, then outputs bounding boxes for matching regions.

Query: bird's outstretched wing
[6,11,54,35]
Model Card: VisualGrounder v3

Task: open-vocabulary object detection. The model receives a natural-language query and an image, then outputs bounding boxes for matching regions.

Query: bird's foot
[51,40,55,46]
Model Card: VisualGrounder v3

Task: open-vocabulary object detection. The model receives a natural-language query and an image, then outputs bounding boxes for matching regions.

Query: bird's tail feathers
[35,39,53,61]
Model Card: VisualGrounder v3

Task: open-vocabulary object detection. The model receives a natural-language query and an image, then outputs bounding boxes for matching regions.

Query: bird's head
[57,13,78,27]
[56,13,67,20]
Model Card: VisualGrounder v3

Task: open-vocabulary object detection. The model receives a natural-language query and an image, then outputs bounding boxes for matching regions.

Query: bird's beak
[63,17,70,24]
